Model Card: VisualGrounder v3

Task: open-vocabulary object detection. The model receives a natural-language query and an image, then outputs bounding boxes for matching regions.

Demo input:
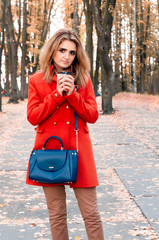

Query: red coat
[26,71,99,188]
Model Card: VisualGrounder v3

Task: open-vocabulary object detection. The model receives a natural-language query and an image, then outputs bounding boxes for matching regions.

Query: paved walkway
[0,93,159,240]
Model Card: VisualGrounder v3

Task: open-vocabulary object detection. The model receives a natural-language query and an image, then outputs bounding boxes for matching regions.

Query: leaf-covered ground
[0,93,159,240]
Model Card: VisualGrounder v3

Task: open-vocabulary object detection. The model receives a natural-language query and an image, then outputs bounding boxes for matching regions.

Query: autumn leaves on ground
[0,92,159,240]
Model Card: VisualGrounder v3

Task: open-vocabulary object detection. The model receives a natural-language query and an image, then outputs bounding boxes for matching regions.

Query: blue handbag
[28,136,78,183]
[28,102,79,184]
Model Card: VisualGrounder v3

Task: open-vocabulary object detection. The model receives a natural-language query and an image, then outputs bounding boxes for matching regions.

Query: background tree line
[0,0,158,113]
[0,0,54,111]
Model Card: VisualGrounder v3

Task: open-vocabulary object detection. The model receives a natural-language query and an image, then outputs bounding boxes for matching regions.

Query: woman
[26,29,104,240]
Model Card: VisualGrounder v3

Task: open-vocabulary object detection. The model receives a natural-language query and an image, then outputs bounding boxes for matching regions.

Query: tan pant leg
[43,186,69,240]
[74,187,105,240]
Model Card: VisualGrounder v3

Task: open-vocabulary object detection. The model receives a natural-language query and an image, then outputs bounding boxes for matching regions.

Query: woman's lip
[61,61,69,64]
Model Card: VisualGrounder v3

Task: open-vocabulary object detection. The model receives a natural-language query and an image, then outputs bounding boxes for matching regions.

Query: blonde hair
[39,29,90,87]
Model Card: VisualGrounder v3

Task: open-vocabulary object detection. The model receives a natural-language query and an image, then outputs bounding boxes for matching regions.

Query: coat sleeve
[64,76,99,123]
[27,75,65,126]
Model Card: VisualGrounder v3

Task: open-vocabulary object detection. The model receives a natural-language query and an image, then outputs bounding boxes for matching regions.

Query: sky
[50,0,64,37]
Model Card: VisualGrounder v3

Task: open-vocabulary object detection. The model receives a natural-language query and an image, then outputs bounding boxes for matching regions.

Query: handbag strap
[75,112,78,130]
[75,85,79,152]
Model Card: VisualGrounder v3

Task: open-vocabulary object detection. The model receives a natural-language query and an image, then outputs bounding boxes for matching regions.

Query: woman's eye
[59,48,65,53]
[70,51,76,55]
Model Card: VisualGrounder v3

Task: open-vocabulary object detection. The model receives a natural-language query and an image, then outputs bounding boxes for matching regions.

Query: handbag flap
[36,149,67,172]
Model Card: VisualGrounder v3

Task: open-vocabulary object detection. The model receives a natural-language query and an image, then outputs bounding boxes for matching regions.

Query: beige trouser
[43,186,104,240]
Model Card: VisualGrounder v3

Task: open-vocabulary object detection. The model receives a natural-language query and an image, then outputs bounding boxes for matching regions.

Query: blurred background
[0,0,158,113]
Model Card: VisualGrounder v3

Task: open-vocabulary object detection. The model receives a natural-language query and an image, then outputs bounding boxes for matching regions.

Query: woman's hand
[63,75,75,96]
[57,75,65,96]
[57,74,75,96]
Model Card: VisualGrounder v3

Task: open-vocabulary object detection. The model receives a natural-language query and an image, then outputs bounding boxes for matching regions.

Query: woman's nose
[64,52,69,59]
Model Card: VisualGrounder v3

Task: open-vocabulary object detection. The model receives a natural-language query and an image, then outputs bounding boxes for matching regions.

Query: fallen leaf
[31,223,36,226]
[0,203,7,208]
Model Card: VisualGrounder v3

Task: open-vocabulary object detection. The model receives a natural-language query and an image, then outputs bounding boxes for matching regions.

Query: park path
[0,93,159,240]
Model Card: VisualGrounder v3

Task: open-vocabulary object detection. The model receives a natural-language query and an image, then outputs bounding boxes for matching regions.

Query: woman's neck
[55,67,71,73]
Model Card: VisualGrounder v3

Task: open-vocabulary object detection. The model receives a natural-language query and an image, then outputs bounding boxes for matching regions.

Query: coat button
[57,106,60,109]
[53,122,57,125]
[54,93,58,97]
[66,105,69,109]
[66,121,70,125]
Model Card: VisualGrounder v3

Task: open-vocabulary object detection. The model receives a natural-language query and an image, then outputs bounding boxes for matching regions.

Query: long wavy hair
[39,29,90,87]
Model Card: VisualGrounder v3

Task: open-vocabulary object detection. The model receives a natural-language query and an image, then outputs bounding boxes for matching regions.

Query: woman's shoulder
[29,71,45,84]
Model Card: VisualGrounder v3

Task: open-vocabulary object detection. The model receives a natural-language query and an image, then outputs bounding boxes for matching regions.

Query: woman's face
[53,40,76,72]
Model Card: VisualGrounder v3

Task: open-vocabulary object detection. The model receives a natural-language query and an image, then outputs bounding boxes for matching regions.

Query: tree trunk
[4,48,10,94]
[152,67,159,94]
[114,5,120,94]
[5,25,12,95]
[83,0,93,80]
[93,40,100,96]
[139,0,145,93]
[32,0,54,72]
[136,0,141,93]
[5,0,21,103]
[130,0,134,87]
[92,0,116,114]
[9,42,18,103]
[20,0,27,100]
[0,0,6,111]
[101,62,113,113]
[73,0,80,35]
[152,1,159,94]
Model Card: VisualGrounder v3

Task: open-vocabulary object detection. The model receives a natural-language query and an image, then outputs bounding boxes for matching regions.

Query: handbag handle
[42,136,63,150]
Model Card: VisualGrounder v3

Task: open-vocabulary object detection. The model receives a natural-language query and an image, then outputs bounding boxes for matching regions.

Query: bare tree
[32,0,55,72]
[92,0,116,114]
[113,2,121,93]
[152,0,159,94]
[83,0,93,80]
[5,0,21,103]
[73,0,80,35]
[93,39,100,96]
[0,0,6,111]
[20,0,27,100]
